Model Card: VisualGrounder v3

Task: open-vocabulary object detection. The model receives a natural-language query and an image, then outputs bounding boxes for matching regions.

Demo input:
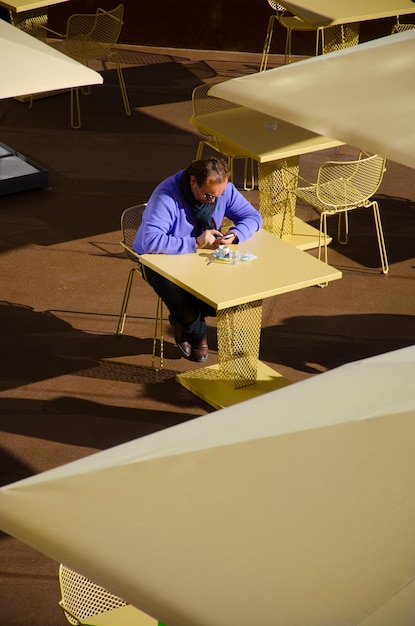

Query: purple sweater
[133,170,262,255]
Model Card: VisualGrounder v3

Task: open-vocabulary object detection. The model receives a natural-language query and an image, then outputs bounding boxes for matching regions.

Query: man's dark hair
[186,157,229,186]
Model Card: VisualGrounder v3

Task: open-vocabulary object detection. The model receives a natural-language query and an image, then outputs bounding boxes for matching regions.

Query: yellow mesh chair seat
[116,204,164,370]
[294,153,388,278]
[39,4,130,128]
[192,84,255,191]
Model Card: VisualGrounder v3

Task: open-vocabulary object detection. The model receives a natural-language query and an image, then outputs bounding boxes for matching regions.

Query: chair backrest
[316,152,386,209]
[120,203,147,262]
[267,0,285,13]
[58,564,127,624]
[66,4,124,60]
[192,83,239,117]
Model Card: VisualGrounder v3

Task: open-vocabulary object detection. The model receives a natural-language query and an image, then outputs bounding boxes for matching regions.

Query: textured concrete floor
[0,46,414,625]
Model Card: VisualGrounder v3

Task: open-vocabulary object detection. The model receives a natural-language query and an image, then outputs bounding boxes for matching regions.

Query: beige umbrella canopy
[210,30,415,169]
[0,345,414,625]
[0,18,103,98]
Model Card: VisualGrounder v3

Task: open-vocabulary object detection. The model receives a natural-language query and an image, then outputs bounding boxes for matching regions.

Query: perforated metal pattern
[121,204,147,265]
[193,84,239,116]
[217,301,262,388]
[391,23,415,33]
[323,23,359,54]
[295,153,388,274]
[65,5,124,62]
[10,8,48,40]
[59,564,127,624]
[296,153,387,212]
[258,157,298,237]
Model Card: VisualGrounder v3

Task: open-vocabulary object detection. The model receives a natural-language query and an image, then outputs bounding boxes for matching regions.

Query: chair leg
[227,157,235,184]
[111,51,131,117]
[315,27,321,56]
[152,297,164,370]
[320,28,325,54]
[196,140,207,161]
[243,158,255,191]
[337,212,349,245]
[285,28,293,64]
[318,213,329,265]
[117,268,165,369]
[318,212,329,287]
[70,87,81,130]
[372,201,389,274]
[260,14,276,72]
[117,267,137,335]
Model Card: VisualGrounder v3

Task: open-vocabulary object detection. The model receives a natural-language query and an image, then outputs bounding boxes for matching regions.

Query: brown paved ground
[0,46,414,625]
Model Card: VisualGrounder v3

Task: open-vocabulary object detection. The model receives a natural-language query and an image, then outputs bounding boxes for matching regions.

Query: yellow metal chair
[116,204,164,370]
[260,0,359,70]
[58,564,164,625]
[192,84,255,191]
[260,0,324,69]
[39,4,131,128]
[293,152,388,279]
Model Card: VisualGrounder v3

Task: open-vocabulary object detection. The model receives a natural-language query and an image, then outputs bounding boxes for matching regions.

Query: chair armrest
[36,23,66,38]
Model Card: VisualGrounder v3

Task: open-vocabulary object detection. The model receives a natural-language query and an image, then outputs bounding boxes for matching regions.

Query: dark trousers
[143,266,216,341]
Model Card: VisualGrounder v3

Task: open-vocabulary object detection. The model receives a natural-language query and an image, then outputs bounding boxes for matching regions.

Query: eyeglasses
[202,192,223,201]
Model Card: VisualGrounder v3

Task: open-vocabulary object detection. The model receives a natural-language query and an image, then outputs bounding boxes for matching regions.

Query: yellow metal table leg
[217,301,262,389]
[258,157,298,238]
[258,156,333,250]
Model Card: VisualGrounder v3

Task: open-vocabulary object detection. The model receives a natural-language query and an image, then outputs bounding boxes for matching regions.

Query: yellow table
[140,229,341,409]
[211,30,415,170]
[279,0,415,26]
[191,107,342,250]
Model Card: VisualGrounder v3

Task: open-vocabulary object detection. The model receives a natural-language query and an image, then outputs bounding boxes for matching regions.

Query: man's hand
[196,229,223,249]
[214,232,237,247]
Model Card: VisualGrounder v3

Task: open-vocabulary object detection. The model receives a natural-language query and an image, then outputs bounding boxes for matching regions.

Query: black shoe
[190,336,209,363]
[169,315,191,358]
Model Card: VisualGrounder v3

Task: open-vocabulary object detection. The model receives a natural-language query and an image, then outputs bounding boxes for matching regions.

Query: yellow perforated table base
[177,300,293,409]
[258,158,332,250]
[176,362,291,410]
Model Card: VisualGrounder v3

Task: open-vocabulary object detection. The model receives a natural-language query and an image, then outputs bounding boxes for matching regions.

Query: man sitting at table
[133,157,262,363]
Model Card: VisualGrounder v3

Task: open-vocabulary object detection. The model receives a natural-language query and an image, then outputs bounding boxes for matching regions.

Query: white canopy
[0,345,414,625]
[210,30,415,169]
[0,19,103,98]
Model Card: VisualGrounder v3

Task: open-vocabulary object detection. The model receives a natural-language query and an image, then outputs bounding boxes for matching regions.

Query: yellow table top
[80,604,158,626]
[279,0,415,26]
[0,0,67,12]
[140,228,341,310]
[210,30,415,170]
[191,108,341,163]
